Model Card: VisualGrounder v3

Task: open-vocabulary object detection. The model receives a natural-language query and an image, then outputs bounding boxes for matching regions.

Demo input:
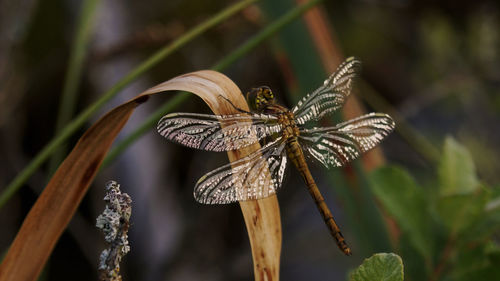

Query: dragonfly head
[246,86,274,111]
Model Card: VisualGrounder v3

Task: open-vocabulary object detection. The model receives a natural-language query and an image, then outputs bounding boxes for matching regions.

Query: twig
[428,236,455,281]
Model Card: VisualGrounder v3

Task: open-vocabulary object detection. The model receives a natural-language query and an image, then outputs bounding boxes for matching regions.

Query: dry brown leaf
[298,0,386,170]
[0,70,281,281]
[298,0,397,244]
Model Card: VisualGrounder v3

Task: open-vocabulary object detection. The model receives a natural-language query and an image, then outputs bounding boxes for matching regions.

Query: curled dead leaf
[0,70,281,281]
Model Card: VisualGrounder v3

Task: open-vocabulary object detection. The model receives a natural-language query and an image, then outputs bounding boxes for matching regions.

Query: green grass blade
[102,0,324,167]
[213,0,323,70]
[101,92,190,167]
[0,0,257,209]
[49,0,101,173]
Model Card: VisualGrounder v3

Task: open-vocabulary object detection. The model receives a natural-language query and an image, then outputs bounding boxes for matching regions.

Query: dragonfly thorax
[278,111,300,139]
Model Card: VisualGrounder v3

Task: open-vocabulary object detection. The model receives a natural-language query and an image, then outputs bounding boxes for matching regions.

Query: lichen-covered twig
[96,181,132,281]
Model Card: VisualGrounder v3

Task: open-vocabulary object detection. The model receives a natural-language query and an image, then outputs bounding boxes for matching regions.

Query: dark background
[1,0,499,280]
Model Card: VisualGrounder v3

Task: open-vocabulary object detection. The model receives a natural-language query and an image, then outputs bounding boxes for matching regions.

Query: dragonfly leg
[217,95,253,115]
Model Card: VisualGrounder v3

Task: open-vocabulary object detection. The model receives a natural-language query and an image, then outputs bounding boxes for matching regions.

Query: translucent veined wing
[194,138,288,204]
[298,113,395,168]
[292,57,362,125]
[157,112,281,152]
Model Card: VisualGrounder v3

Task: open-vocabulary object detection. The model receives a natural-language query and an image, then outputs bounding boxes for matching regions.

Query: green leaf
[349,253,404,281]
[446,242,500,281]
[369,166,433,261]
[462,188,500,241]
[438,137,479,196]
[436,192,488,235]
[397,233,430,281]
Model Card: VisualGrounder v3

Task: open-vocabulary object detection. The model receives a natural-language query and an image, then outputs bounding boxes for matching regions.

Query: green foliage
[368,137,500,281]
[349,253,404,281]
[436,137,486,235]
[370,166,433,263]
[438,137,479,196]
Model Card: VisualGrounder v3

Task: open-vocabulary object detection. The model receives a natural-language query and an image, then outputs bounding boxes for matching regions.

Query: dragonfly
[157,57,395,255]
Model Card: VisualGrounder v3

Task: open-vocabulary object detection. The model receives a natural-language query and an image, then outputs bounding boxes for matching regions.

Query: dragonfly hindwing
[194,138,288,204]
[298,113,395,168]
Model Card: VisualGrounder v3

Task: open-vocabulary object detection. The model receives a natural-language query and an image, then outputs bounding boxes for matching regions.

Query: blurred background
[1,0,499,280]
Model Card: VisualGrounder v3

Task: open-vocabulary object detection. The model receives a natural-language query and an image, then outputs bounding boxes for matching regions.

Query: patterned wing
[194,138,288,204]
[292,57,362,125]
[299,113,395,168]
[157,112,281,152]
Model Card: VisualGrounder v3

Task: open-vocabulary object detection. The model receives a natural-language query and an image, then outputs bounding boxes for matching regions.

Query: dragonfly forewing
[298,112,395,168]
[292,57,362,125]
[157,112,281,152]
[194,138,288,204]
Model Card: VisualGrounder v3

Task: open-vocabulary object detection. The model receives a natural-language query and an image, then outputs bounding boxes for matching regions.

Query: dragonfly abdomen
[286,139,352,256]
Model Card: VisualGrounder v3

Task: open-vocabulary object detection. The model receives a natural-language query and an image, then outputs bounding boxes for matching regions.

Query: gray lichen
[96,181,132,281]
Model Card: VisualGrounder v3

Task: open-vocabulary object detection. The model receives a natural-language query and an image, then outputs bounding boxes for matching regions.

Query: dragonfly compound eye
[246,88,260,110]
[262,86,271,96]
[259,86,274,103]
[247,87,273,110]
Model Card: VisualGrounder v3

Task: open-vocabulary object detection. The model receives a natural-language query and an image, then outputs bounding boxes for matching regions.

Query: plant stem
[359,80,441,163]
[213,0,323,70]
[428,235,455,281]
[103,0,325,167]
[0,0,258,209]
[101,92,189,166]
[49,0,101,173]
